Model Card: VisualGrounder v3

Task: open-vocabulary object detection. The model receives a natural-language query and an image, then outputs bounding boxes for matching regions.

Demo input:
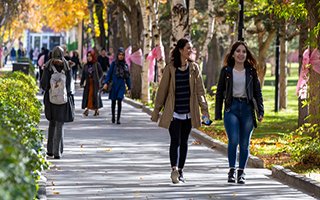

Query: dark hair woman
[151,38,210,184]
[215,41,264,184]
[80,50,103,116]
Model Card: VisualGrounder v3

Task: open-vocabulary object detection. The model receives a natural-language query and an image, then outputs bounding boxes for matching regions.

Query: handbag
[106,65,114,92]
[65,94,75,122]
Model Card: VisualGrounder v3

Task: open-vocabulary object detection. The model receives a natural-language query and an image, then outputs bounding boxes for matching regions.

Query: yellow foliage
[31,0,88,32]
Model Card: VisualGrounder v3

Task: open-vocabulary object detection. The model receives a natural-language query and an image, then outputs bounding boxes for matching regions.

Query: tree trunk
[118,11,129,48]
[88,0,100,50]
[170,0,189,51]
[279,22,287,109]
[150,0,165,82]
[306,0,320,125]
[139,0,152,103]
[298,21,308,127]
[95,0,106,49]
[197,0,215,65]
[186,0,194,37]
[206,33,220,94]
[128,1,143,99]
[255,20,276,87]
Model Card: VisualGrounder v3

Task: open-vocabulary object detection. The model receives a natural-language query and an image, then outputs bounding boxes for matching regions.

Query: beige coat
[151,61,210,129]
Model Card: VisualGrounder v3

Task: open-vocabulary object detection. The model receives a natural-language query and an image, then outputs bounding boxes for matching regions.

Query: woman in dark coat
[80,50,103,116]
[41,46,74,159]
[103,47,131,124]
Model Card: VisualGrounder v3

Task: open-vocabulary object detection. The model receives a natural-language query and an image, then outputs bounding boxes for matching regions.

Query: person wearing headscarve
[103,47,131,124]
[41,46,74,159]
[80,50,104,116]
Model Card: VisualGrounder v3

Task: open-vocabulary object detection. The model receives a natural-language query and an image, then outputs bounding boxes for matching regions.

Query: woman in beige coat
[151,38,210,184]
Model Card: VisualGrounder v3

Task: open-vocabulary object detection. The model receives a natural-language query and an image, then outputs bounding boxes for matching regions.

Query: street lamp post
[238,0,244,41]
[275,28,280,112]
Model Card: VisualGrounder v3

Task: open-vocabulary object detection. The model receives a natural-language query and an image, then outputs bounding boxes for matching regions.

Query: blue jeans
[224,98,254,169]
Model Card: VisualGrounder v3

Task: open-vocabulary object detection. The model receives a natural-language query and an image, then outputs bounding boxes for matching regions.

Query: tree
[170,0,189,51]
[139,0,152,103]
[115,0,143,99]
[150,0,166,82]
[305,0,320,125]
[95,0,107,49]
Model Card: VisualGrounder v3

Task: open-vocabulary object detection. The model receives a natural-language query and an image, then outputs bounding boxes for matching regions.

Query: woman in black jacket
[41,46,74,159]
[215,41,264,184]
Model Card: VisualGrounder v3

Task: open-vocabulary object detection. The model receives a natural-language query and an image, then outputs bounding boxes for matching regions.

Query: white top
[173,112,191,120]
[232,68,246,98]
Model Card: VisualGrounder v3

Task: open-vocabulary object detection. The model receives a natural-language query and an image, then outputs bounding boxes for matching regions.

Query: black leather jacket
[215,65,264,127]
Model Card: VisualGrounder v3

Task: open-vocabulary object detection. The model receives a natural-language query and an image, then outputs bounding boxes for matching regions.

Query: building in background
[25,27,66,53]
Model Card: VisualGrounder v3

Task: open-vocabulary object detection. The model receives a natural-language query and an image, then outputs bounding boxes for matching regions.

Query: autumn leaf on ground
[51,181,55,186]
[53,191,60,195]
[80,144,84,148]
[105,148,112,152]
[192,140,201,145]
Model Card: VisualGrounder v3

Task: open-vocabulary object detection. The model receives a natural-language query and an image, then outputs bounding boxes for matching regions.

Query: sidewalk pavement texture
[38,87,319,200]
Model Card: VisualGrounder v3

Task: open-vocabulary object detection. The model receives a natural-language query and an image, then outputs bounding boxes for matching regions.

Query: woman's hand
[52,59,63,66]
[127,90,131,97]
[258,115,263,122]
[103,83,108,91]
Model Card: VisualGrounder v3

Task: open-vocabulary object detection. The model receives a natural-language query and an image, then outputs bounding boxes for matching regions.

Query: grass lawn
[200,63,320,179]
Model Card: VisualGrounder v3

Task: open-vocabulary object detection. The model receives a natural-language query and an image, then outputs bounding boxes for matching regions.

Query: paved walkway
[39,87,317,200]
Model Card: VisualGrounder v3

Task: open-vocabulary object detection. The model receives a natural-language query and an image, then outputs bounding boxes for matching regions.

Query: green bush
[0,127,36,200]
[0,72,48,199]
[283,123,320,166]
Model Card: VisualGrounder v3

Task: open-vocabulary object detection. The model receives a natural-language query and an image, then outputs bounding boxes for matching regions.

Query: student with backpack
[41,46,74,159]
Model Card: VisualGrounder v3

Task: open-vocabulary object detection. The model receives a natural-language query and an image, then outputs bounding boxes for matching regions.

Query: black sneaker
[178,169,185,183]
[237,169,246,184]
[54,155,61,159]
[228,168,236,183]
[170,169,179,184]
[46,152,53,157]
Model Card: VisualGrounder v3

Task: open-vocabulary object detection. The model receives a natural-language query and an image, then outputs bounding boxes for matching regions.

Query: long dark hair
[171,38,191,68]
[223,41,257,69]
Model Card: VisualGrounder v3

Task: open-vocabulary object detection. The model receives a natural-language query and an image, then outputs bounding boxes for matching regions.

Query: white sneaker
[171,169,179,184]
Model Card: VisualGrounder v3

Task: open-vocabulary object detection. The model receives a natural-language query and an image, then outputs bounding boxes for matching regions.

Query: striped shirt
[174,67,190,114]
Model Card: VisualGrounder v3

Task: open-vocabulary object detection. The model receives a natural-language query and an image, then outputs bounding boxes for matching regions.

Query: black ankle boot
[178,169,185,183]
[228,168,236,183]
[237,169,246,184]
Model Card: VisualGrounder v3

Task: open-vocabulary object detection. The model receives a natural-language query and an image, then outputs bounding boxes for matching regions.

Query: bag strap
[94,63,102,87]
[52,65,58,73]
[51,65,65,74]
[94,63,99,79]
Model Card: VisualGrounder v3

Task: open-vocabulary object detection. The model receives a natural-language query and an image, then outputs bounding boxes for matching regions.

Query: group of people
[41,38,264,186]
[41,46,131,159]
[79,47,131,125]
[151,38,264,185]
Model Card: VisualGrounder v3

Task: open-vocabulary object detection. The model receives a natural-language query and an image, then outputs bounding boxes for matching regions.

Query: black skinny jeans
[169,118,192,169]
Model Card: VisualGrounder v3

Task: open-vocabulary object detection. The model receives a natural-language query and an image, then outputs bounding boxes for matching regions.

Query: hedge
[0,72,48,200]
